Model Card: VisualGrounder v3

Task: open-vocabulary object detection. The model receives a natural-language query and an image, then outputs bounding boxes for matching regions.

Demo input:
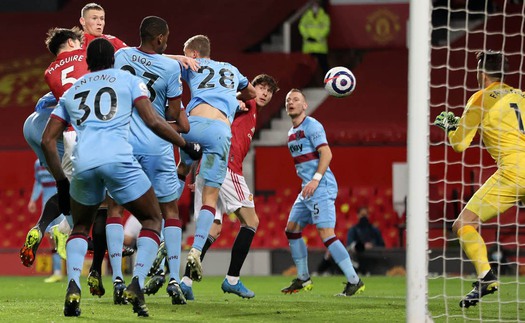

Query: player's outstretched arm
[165,54,200,72]
[136,98,202,160]
[434,105,480,152]
[136,97,185,146]
[168,111,190,134]
[165,98,190,133]
[237,83,256,102]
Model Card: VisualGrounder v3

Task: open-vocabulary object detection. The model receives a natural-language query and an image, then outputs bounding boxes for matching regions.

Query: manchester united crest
[366,9,401,45]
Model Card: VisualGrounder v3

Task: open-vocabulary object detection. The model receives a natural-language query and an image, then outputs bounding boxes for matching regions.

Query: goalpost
[406,0,430,322]
[408,0,525,321]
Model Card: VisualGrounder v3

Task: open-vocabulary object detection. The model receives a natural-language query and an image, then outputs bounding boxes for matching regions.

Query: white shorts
[62,130,76,181]
[124,214,142,240]
[194,168,254,222]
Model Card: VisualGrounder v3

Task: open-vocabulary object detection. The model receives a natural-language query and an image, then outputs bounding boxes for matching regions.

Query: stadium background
[0,0,515,277]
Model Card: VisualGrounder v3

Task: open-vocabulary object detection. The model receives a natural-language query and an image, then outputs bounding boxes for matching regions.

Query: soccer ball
[323,66,356,98]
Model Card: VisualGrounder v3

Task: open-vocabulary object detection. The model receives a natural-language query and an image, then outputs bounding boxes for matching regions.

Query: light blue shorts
[181,116,231,188]
[288,184,337,229]
[71,160,151,206]
[135,153,179,203]
[23,107,64,167]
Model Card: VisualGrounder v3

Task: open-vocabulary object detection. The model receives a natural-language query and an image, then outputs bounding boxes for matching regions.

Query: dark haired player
[434,51,520,308]
[41,38,199,317]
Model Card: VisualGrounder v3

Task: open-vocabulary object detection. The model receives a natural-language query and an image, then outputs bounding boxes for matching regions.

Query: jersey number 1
[510,103,525,133]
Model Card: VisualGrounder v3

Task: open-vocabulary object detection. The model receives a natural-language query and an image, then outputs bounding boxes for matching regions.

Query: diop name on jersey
[46,55,84,74]
[132,55,152,67]
[75,74,117,88]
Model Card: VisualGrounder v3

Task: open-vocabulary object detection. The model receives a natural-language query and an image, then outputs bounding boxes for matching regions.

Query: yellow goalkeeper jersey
[448,81,525,170]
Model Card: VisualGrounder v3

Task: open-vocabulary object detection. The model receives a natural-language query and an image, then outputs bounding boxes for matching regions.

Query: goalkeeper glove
[434,111,460,131]
[181,141,202,161]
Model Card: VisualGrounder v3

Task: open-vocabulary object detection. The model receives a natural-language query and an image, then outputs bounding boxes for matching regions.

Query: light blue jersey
[115,47,183,155]
[287,116,338,228]
[287,116,337,190]
[181,58,249,123]
[52,68,149,174]
[285,117,360,285]
[23,97,64,168]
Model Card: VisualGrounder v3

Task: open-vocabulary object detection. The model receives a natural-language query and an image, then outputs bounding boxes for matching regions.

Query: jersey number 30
[74,88,117,126]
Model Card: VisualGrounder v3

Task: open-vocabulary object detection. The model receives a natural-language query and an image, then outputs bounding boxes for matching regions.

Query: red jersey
[84,33,127,50]
[228,99,257,175]
[44,49,88,99]
[44,33,126,100]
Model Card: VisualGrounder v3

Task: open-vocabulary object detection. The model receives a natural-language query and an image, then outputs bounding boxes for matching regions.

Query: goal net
[426,1,525,321]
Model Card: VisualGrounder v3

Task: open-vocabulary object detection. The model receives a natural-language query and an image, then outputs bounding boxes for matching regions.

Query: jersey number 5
[61,66,77,87]
[510,103,525,133]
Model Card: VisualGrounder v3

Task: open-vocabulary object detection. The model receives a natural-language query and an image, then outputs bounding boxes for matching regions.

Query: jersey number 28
[197,66,235,89]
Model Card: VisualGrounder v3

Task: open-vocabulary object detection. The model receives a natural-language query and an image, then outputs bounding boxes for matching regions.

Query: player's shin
[324,236,359,284]
[106,217,125,281]
[457,225,491,278]
[227,225,256,278]
[66,234,89,288]
[164,219,182,282]
[134,229,161,288]
[286,231,309,280]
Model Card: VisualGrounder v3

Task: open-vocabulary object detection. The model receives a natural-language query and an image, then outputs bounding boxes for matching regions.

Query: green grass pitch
[0,275,523,322]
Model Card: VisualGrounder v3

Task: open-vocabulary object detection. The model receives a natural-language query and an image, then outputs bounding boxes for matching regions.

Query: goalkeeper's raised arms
[433,111,459,132]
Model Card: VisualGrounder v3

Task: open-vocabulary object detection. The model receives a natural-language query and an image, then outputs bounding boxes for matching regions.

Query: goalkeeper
[434,50,525,309]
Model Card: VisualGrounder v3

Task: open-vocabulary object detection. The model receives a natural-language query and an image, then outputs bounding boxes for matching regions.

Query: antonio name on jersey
[74,73,117,89]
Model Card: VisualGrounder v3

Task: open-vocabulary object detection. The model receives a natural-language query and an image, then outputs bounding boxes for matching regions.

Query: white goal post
[406,0,431,322]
